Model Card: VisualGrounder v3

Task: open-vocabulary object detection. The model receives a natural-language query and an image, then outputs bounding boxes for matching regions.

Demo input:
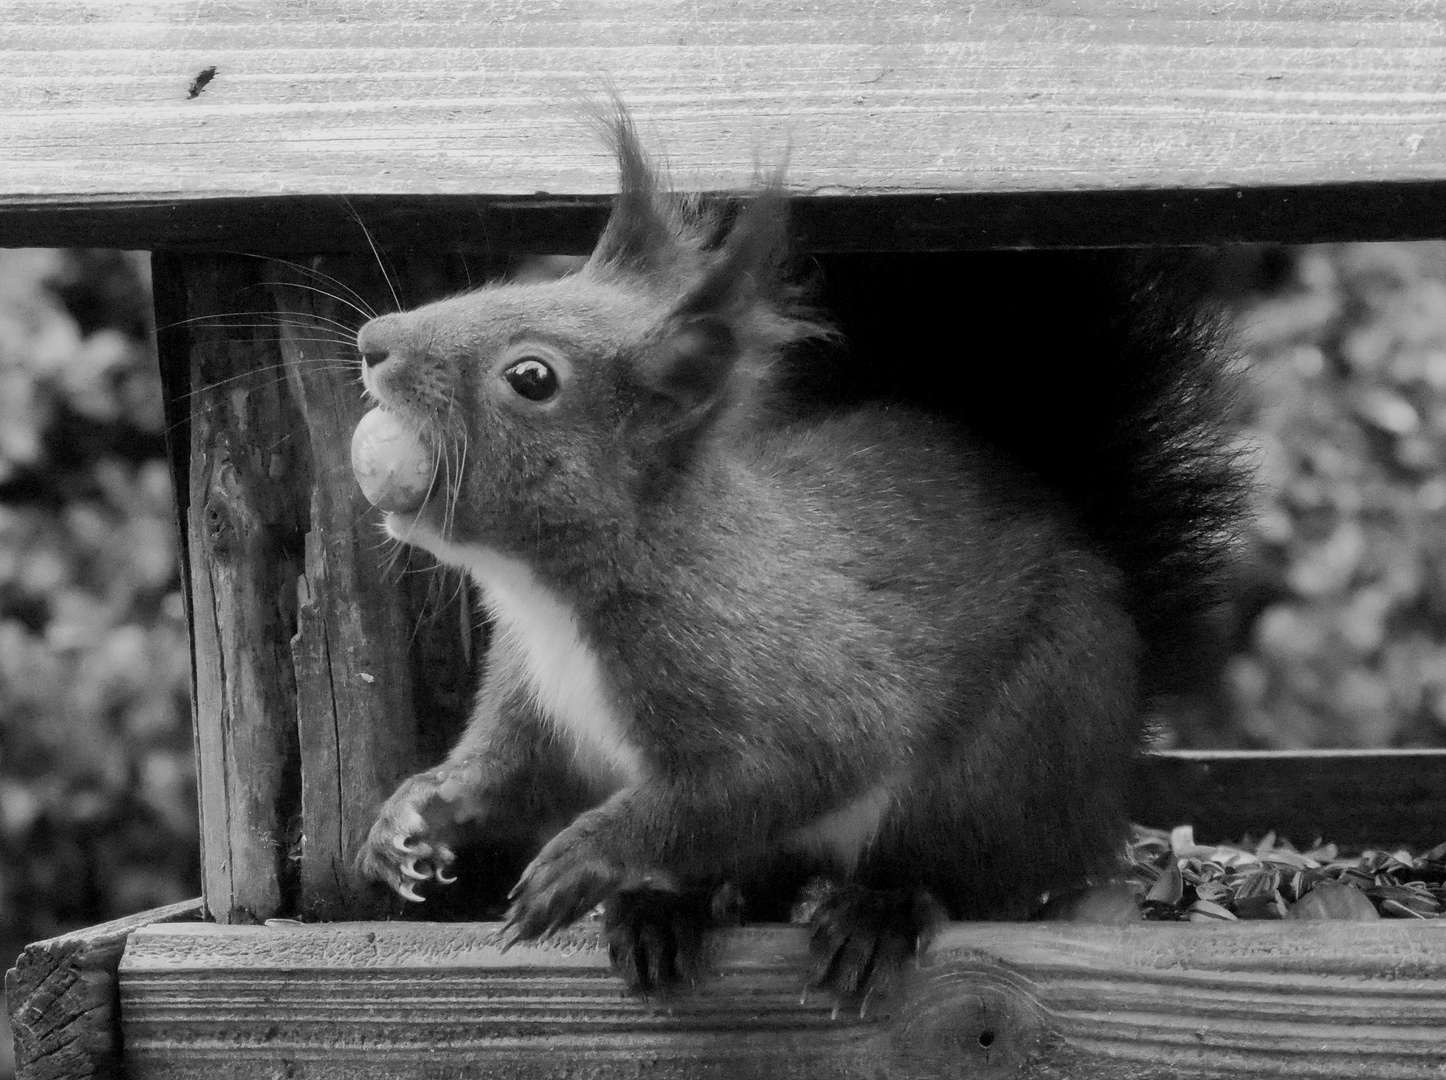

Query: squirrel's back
[787,250,1246,706]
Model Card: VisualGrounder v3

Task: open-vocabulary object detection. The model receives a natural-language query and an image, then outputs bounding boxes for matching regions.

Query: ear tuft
[586,102,683,275]
[587,100,833,452]
[674,179,791,323]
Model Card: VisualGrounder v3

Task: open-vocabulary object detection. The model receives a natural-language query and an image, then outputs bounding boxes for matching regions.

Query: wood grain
[118,919,1446,1079]
[2,0,1445,251]
[157,254,309,923]
[158,254,481,921]
[271,257,475,919]
[4,899,200,1080]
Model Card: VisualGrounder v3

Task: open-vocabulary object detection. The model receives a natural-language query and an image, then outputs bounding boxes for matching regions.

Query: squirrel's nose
[357,317,406,369]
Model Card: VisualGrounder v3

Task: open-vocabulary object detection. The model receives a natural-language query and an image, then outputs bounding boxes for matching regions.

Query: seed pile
[1128,825,1446,921]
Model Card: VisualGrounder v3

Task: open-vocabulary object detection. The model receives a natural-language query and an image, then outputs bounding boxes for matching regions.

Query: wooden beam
[4,900,201,1080]
[12,183,1446,255]
[2,1,1446,251]
[118,919,1446,1079]
[1130,749,1446,852]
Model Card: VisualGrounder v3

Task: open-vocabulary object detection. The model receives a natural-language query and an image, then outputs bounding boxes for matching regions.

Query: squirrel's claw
[504,827,622,941]
[495,924,523,953]
[602,888,713,997]
[804,884,941,1011]
[358,771,472,903]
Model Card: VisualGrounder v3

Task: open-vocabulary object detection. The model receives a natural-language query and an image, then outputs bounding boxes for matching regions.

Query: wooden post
[270,257,464,919]
[155,254,308,923]
[155,253,478,924]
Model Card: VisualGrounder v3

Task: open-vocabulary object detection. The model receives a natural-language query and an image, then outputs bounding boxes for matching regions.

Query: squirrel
[355,107,1246,999]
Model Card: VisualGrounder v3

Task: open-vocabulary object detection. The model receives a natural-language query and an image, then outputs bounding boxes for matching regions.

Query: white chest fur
[391,519,645,789]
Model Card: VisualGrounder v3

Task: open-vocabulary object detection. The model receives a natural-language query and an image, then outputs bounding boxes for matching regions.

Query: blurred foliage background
[1218,244,1446,750]
[0,251,197,1076]
[0,242,1444,1071]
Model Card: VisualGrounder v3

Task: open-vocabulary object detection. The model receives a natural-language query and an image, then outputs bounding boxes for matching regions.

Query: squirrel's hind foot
[604,885,739,996]
[806,884,946,1010]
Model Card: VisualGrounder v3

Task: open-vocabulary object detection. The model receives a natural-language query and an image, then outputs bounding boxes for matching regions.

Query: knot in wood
[199,458,273,558]
[891,968,1044,1078]
[202,490,242,553]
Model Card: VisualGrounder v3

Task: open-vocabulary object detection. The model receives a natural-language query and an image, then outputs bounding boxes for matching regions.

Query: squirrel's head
[355,106,824,558]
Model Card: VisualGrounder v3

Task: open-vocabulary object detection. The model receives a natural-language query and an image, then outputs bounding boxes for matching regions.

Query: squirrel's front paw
[360,769,485,902]
[503,816,633,942]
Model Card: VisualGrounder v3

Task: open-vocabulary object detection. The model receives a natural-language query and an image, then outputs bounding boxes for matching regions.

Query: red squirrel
[355,108,1245,997]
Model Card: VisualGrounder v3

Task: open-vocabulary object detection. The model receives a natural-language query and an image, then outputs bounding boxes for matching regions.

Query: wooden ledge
[4,0,1446,251]
[119,919,1446,1079]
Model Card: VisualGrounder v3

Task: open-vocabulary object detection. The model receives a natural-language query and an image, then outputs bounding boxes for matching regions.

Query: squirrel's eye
[502,357,559,402]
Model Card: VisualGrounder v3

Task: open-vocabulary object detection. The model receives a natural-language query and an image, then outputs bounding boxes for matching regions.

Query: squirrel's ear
[587,108,678,274]
[642,314,738,416]
[638,186,790,423]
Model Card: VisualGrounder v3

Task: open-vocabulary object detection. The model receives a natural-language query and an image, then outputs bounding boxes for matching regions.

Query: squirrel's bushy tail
[1059,257,1248,695]
[799,250,1249,699]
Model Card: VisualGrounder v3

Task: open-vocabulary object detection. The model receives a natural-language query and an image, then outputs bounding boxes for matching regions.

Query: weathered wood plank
[118,919,1446,1079]
[271,257,478,919]
[4,899,201,1080]
[2,0,1446,251]
[156,253,310,923]
[159,253,481,922]
[1130,749,1446,851]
